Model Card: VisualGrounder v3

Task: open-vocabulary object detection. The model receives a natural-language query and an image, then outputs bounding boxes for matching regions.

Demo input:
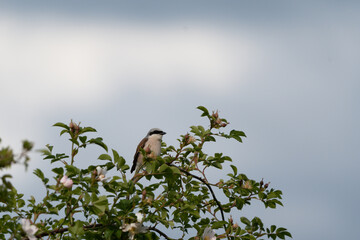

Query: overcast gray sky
[1,1,359,239]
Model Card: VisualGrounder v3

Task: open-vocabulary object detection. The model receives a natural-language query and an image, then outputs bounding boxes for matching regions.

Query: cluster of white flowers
[60,175,73,188]
[21,219,38,240]
[122,212,148,240]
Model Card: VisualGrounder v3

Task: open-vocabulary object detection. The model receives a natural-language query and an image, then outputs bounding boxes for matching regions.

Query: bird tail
[130,163,136,173]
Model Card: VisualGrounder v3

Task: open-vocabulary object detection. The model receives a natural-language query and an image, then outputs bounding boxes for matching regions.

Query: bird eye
[150,130,164,135]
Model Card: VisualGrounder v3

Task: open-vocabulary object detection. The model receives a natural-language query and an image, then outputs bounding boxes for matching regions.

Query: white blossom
[122,212,147,239]
[21,219,38,240]
[122,223,148,240]
[136,212,144,223]
[202,227,216,240]
[96,166,108,182]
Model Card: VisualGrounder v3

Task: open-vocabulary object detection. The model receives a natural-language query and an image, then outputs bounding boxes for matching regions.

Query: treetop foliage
[0,106,291,240]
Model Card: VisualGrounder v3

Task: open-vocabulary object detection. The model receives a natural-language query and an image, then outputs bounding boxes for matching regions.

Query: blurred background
[1,1,359,239]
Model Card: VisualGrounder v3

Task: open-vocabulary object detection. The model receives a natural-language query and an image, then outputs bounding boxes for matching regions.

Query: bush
[0,106,291,240]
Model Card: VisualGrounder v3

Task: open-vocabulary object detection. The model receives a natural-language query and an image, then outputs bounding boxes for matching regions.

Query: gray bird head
[147,128,166,137]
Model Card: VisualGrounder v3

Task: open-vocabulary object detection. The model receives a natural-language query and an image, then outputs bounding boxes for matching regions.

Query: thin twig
[33,223,174,240]
[148,226,176,240]
[168,163,230,240]
[34,223,103,238]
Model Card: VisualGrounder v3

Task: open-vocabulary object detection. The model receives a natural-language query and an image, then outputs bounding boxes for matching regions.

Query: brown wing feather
[131,137,148,173]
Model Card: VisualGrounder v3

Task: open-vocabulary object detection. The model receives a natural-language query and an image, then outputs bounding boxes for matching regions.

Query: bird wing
[131,137,148,173]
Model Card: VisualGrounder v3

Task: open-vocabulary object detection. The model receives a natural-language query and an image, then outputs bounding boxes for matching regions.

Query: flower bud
[69,120,80,135]
[239,179,243,186]
[63,178,73,188]
[212,110,219,119]
[184,133,189,143]
[60,175,73,188]
[142,189,147,201]
[60,175,68,184]
[69,120,75,129]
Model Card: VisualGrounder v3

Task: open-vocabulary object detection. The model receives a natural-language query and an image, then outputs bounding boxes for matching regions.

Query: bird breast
[144,137,162,157]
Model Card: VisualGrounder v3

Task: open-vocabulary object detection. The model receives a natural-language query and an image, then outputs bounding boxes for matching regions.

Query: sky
[1,1,360,239]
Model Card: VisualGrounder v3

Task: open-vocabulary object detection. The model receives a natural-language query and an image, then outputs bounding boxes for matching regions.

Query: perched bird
[131,128,166,174]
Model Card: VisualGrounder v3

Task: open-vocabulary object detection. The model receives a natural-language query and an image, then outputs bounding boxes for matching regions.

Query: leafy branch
[0,106,291,240]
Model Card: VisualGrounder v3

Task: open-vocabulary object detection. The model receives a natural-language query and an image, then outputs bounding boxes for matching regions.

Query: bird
[131,128,166,174]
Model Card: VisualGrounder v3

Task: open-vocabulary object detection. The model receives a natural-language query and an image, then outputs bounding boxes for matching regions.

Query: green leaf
[48,207,59,215]
[84,192,91,205]
[117,199,132,211]
[170,166,181,175]
[159,163,169,173]
[284,231,292,238]
[92,195,108,215]
[22,140,33,151]
[112,149,120,161]
[212,162,222,169]
[227,130,247,143]
[267,201,276,209]
[276,227,287,234]
[258,192,266,200]
[104,229,115,240]
[69,220,84,235]
[190,126,201,136]
[267,192,277,199]
[205,135,216,142]
[65,165,80,176]
[52,167,64,175]
[89,138,108,152]
[79,136,87,144]
[212,221,227,229]
[60,129,68,136]
[230,165,237,175]
[189,209,200,218]
[53,122,70,130]
[17,199,25,208]
[240,217,251,226]
[197,106,210,117]
[231,135,242,143]
[98,154,112,161]
[198,125,206,134]
[69,138,79,146]
[121,165,130,171]
[46,144,53,152]
[39,146,52,156]
[33,168,45,180]
[80,127,97,134]
[230,130,246,137]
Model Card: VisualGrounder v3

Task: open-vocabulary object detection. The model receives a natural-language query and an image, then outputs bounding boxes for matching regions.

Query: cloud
[1,4,360,240]
[0,13,256,110]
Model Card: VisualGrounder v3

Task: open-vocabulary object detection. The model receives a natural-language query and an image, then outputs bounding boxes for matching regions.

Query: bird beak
[161,132,166,135]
